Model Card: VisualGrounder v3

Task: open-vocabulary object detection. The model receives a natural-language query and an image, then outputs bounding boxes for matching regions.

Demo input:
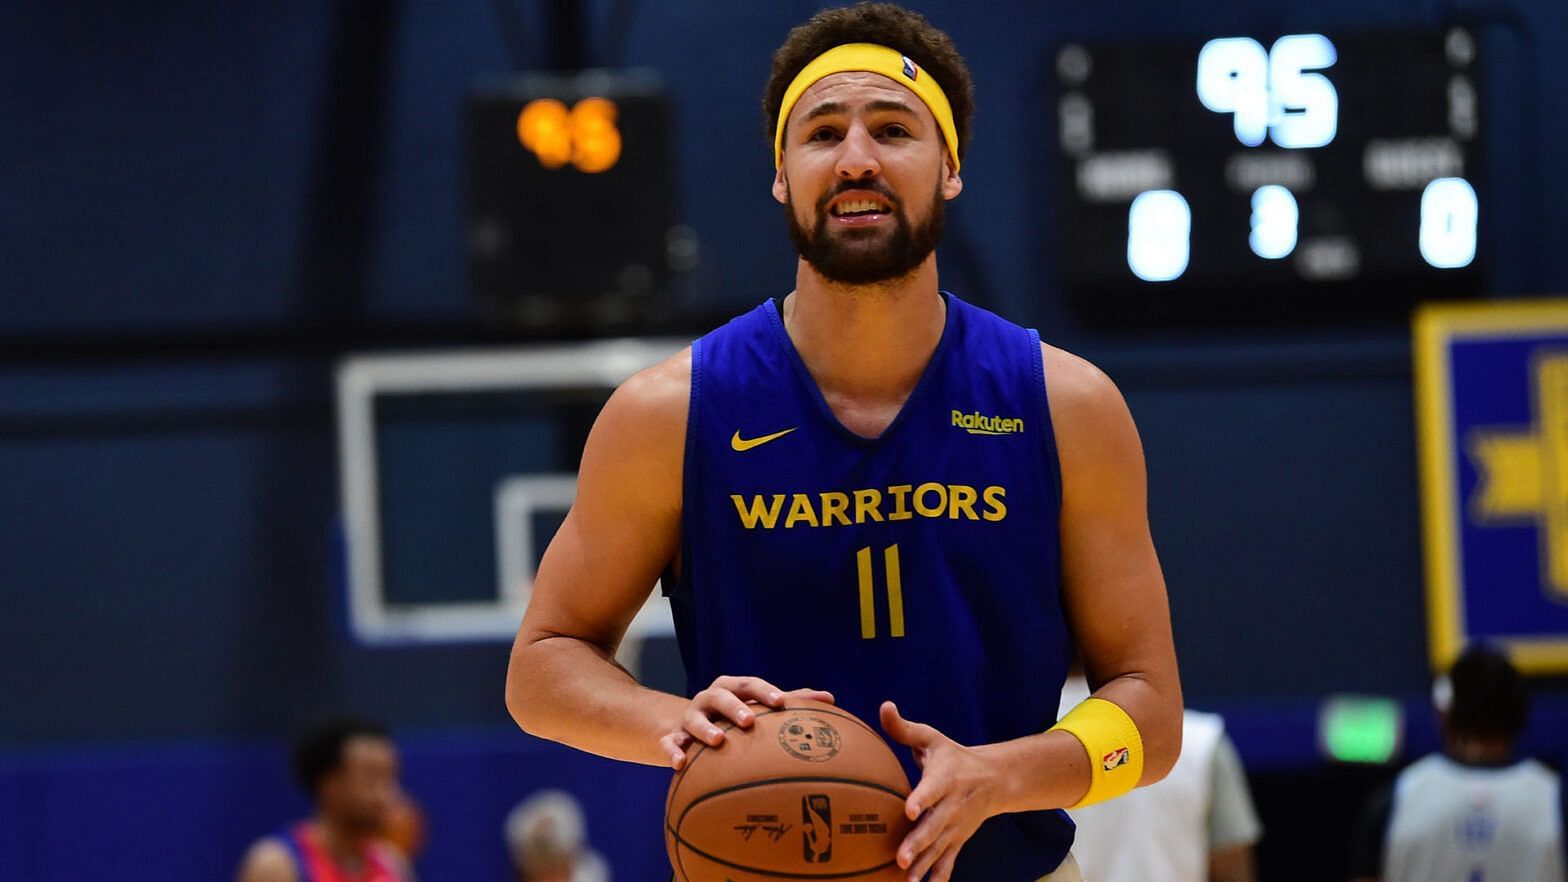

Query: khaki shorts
[1038,852,1085,882]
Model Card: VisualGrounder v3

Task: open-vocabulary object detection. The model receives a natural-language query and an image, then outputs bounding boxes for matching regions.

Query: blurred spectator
[1350,645,1566,882]
[505,789,610,882]
[235,718,415,882]
[1060,673,1262,882]
[383,789,428,863]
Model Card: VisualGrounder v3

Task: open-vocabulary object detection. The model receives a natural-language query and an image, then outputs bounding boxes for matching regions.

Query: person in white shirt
[1350,645,1566,882]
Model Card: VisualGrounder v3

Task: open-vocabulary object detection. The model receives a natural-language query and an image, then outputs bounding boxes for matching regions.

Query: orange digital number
[516,97,622,173]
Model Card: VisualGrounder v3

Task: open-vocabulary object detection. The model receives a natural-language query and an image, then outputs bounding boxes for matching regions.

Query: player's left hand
[879,701,1004,882]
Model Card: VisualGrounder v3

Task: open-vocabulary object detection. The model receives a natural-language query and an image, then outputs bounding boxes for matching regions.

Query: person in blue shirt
[505,5,1184,881]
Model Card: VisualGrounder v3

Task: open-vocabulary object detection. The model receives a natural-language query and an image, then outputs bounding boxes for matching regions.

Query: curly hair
[763,3,975,163]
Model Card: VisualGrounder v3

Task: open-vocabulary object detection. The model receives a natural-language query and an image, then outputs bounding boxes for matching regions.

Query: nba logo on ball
[1102,747,1130,772]
[802,795,833,863]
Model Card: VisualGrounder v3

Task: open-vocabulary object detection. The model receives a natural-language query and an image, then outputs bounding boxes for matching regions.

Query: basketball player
[505,5,1183,881]
[235,719,415,882]
[1350,645,1566,882]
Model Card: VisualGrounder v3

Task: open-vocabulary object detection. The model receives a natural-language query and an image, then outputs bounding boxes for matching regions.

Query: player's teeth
[834,200,886,215]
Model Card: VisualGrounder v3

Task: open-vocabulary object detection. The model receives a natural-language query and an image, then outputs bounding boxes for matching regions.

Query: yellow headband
[774,42,961,172]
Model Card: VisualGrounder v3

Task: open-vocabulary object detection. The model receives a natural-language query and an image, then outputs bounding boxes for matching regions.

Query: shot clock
[468,69,678,331]
[1052,28,1483,325]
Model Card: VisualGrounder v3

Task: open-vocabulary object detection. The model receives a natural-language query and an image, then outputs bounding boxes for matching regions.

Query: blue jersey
[669,292,1076,881]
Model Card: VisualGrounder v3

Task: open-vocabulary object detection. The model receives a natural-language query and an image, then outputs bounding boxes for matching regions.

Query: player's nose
[834,123,881,180]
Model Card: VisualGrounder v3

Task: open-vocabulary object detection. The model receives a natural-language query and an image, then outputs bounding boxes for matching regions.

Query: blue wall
[3,1,1567,879]
[0,732,671,882]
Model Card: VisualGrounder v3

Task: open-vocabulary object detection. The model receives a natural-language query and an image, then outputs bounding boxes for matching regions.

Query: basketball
[665,700,912,882]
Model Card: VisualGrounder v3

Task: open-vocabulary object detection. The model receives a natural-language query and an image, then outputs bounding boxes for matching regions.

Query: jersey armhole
[1029,329,1064,514]
[666,337,703,599]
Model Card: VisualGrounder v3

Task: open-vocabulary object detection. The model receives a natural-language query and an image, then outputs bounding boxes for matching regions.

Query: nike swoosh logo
[731,427,797,451]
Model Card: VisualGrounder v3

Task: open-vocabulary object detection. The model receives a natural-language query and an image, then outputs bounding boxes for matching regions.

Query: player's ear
[941,154,963,201]
[772,163,789,205]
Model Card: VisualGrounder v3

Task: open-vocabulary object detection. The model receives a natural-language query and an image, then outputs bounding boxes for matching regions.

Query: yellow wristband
[1048,697,1145,809]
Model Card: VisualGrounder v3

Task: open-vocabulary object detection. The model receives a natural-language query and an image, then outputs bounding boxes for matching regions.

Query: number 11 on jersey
[856,544,905,639]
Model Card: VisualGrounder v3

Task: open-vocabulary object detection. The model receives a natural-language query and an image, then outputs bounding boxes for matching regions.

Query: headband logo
[901,55,919,81]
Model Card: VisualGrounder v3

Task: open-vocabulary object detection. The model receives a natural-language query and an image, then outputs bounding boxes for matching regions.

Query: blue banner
[1415,300,1568,673]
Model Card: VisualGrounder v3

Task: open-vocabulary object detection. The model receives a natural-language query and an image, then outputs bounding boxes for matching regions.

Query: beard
[786,180,945,285]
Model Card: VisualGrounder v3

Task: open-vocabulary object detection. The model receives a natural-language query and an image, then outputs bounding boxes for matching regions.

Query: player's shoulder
[1037,341,1144,494]
[1038,341,1130,425]
[600,347,692,427]
[235,836,299,882]
[581,347,691,479]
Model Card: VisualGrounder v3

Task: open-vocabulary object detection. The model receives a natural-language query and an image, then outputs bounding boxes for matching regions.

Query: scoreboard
[468,69,679,331]
[1053,28,1483,325]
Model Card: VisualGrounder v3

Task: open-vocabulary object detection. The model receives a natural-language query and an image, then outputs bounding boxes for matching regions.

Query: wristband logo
[1102,747,1130,772]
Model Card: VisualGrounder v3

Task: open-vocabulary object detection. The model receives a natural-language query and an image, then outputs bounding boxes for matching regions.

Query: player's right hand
[661,675,835,769]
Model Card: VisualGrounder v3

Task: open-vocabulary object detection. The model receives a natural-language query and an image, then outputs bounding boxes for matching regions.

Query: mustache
[815,180,900,212]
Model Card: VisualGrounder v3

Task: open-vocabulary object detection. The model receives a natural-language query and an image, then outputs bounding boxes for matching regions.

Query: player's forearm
[974,729,1094,812]
[506,633,687,766]
[981,673,1182,812]
[1089,670,1183,785]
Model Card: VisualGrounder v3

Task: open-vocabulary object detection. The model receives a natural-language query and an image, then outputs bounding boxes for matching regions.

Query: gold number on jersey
[856,544,905,639]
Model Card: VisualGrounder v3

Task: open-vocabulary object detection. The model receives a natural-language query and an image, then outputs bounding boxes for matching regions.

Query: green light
[1319,695,1403,764]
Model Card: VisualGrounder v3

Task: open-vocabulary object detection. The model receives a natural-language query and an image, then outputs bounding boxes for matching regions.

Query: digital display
[467,70,677,330]
[515,96,623,173]
[1053,28,1482,325]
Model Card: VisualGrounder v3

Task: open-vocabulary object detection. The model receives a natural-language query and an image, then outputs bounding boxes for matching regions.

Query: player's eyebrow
[801,99,922,123]
[802,101,848,122]
[862,99,921,118]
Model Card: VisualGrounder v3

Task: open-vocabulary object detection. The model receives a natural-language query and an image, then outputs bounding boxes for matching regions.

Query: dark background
[2,1,1566,880]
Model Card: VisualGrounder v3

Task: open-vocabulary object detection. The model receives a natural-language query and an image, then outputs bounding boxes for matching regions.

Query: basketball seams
[673,826,691,882]
[673,774,910,834]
